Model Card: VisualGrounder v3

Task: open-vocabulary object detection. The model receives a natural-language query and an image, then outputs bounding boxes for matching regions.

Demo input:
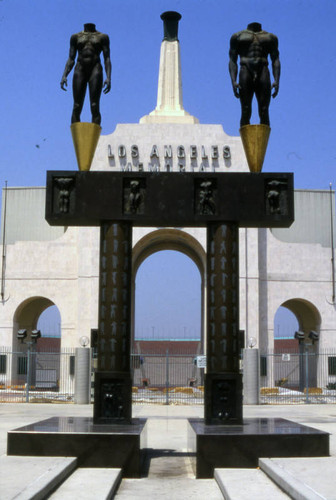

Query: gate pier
[205,222,242,424]
[94,222,133,424]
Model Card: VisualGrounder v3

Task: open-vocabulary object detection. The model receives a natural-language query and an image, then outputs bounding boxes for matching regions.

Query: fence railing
[2,345,336,405]
[0,347,205,404]
[260,348,336,404]
[0,347,75,403]
[131,352,204,405]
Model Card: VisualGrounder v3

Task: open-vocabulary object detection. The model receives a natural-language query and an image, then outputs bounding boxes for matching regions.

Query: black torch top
[160,11,182,41]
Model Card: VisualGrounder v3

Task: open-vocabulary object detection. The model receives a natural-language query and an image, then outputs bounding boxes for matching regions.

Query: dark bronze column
[205,222,242,424]
[94,221,133,423]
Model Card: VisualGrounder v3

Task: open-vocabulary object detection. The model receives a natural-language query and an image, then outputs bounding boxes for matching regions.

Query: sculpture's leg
[256,67,271,126]
[94,222,133,423]
[71,66,87,124]
[205,222,242,425]
[89,64,103,125]
[238,66,253,127]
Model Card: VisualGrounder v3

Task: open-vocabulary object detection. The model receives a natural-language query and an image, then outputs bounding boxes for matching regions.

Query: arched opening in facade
[135,250,202,339]
[37,305,62,342]
[281,298,321,338]
[274,306,299,339]
[273,298,321,391]
[13,297,61,347]
[12,297,62,389]
[131,229,205,392]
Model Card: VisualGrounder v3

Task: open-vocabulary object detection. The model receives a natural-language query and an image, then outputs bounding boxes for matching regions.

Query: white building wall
[0,228,79,348]
[265,228,335,350]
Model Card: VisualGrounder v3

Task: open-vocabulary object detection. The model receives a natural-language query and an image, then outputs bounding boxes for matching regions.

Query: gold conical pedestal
[71,122,102,171]
[239,124,271,173]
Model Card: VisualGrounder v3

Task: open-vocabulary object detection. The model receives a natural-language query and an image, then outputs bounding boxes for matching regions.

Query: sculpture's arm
[102,35,112,94]
[60,35,77,91]
[229,35,240,98]
[270,36,280,98]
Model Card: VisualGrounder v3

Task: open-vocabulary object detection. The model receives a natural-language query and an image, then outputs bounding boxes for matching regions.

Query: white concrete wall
[93,123,248,174]
[1,228,78,348]
[265,229,336,350]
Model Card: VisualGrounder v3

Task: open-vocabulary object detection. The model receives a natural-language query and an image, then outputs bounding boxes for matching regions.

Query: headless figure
[229,22,280,127]
[61,23,111,125]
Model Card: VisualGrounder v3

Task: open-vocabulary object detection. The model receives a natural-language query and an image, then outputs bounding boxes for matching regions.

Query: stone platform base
[188,417,329,478]
[7,417,147,478]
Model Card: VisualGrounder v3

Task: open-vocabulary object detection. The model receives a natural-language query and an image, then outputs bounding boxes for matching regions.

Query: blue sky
[1,0,334,339]
[1,0,335,190]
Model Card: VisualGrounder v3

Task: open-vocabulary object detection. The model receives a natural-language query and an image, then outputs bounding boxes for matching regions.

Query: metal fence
[0,346,204,405]
[2,345,336,405]
[260,348,336,404]
[0,346,76,403]
[130,352,204,405]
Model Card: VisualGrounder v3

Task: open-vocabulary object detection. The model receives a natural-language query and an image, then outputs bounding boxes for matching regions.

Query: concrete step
[146,453,194,478]
[114,453,222,500]
[49,468,122,500]
[115,478,223,499]
[260,457,336,500]
[214,468,291,499]
[0,456,77,500]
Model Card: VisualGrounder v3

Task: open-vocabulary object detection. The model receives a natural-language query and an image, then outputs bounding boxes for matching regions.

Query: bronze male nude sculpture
[229,22,280,127]
[61,23,111,125]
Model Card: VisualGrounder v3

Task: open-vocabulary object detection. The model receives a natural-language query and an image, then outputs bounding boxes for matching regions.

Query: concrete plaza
[1,402,336,498]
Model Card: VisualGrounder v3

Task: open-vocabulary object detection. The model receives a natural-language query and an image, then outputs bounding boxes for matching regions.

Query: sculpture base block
[240,124,271,173]
[7,417,147,478]
[188,417,329,478]
[71,122,101,171]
